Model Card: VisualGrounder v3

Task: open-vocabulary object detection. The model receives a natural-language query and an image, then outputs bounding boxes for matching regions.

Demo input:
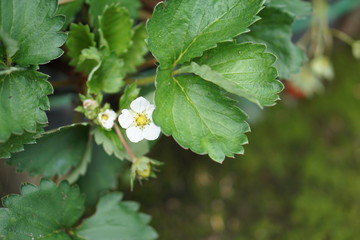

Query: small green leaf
[7,124,91,178]
[88,0,141,28]
[0,70,52,143]
[269,0,311,19]
[180,42,282,107]
[77,143,124,206]
[238,7,306,79]
[0,31,19,59]
[154,69,250,162]
[57,0,85,29]
[121,24,148,74]
[0,179,84,240]
[99,4,133,56]
[93,127,127,160]
[119,83,140,110]
[0,0,67,66]
[67,23,97,74]
[147,0,264,68]
[0,124,44,159]
[75,193,158,240]
[87,53,125,94]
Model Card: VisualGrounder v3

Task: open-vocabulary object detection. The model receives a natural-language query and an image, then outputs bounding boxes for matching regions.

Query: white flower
[310,56,334,80]
[98,109,117,130]
[118,97,161,143]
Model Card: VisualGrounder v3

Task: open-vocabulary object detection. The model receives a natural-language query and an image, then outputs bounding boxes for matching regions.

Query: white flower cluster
[97,97,161,143]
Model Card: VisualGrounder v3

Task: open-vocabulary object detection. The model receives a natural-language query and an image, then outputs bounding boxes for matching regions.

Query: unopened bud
[310,56,334,80]
[83,99,98,110]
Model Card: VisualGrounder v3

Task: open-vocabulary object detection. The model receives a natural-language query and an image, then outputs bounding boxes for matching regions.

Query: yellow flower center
[101,114,109,121]
[135,114,149,127]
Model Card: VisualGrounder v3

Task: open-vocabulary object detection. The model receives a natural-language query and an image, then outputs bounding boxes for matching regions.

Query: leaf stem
[114,123,137,162]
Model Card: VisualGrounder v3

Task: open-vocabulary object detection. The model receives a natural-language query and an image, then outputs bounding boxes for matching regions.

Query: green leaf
[154,69,250,162]
[67,24,97,74]
[88,0,141,28]
[93,127,127,160]
[77,143,124,206]
[87,53,125,94]
[238,7,306,79]
[147,0,264,68]
[0,0,67,66]
[0,31,19,59]
[0,124,44,159]
[0,70,52,143]
[57,0,85,29]
[269,0,311,19]
[7,124,91,178]
[75,193,158,240]
[121,24,148,74]
[0,179,84,240]
[119,83,140,110]
[180,42,282,107]
[99,4,133,56]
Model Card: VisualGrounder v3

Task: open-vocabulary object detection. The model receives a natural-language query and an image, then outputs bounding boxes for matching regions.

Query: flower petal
[105,109,117,121]
[126,126,145,143]
[103,120,115,129]
[130,97,150,113]
[118,109,134,129]
[143,123,161,141]
[145,105,155,120]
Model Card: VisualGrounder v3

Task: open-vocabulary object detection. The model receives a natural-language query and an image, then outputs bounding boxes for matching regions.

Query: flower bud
[133,157,152,179]
[83,99,98,110]
[310,56,334,80]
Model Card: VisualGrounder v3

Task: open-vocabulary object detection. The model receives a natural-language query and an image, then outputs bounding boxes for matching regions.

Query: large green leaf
[99,4,133,56]
[0,179,84,240]
[75,193,158,240]
[147,0,264,68]
[238,7,306,79]
[7,124,91,178]
[180,42,282,107]
[0,124,44,159]
[77,143,124,206]
[269,0,311,19]
[67,23,97,74]
[88,0,141,28]
[0,0,66,66]
[87,53,125,94]
[121,24,148,74]
[0,70,52,143]
[154,69,250,163]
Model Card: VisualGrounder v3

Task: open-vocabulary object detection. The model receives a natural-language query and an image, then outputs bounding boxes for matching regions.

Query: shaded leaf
[154,69,250,163]
[67,23,97,74]
[99,4,133,56]
[147,0,264,68]
[57,0,85,29]
[0,0,66,66]
[87,53,125,94]
[0,179,84,240]
[93,127,126,160]
[0,31,19,59]
[119,83,140,110]
[121,24,148,74]
[88,0,141,28]
[7,124,91,178]
[269,0,311,19]
[0,70,52,143]
[238,7,306,79]
[180,42,282,107]
[77,143,124,206]
[75,193,158,240]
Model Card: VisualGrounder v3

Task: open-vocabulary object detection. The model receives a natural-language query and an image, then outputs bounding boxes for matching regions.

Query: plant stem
[58,0,74,5]
[114,123,137,162]
[331,29,355,46]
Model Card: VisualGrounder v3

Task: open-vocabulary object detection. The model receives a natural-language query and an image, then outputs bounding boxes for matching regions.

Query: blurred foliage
[124,45,360,239]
